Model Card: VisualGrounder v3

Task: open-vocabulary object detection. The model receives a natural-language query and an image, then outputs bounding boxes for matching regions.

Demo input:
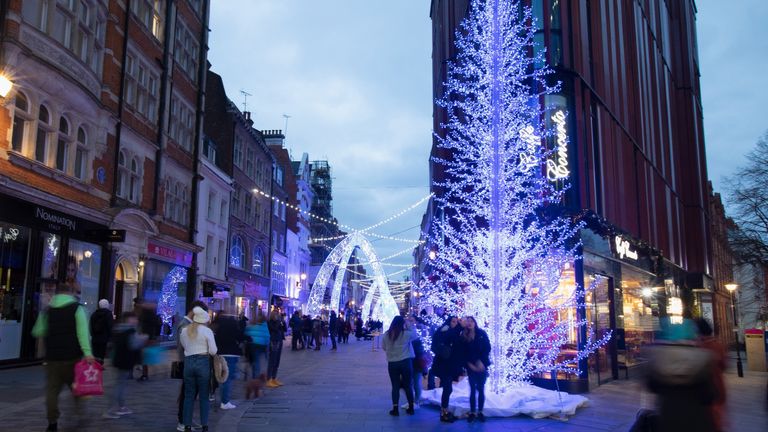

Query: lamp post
[725,283,744,378]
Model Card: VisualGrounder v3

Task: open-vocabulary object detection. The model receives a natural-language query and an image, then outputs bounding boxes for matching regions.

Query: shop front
[141,241,193,337]
[0,192,112,365]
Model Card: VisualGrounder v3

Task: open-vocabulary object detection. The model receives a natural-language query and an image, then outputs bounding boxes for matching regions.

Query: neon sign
[546,110,570,181]
[615,236,638,260]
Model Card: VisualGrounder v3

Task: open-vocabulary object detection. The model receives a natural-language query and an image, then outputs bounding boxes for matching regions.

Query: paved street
[0,338,765,431]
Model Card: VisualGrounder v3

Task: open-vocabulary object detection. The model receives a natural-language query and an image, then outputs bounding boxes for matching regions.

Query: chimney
[244,111,253,126]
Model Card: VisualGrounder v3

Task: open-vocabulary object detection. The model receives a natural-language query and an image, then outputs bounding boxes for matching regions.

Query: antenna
[240,89,252,112]
[282,114,291,136]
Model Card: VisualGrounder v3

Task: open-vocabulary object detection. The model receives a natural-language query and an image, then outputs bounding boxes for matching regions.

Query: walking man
[329,311,338,351]
[32,282,95,432]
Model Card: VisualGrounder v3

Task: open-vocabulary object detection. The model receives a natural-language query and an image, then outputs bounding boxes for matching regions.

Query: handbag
[72,360,104,397]
[170,360,184,379]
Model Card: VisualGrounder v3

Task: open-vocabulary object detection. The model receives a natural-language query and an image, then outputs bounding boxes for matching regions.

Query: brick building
[708,182,736,346]
[0,0,209,365]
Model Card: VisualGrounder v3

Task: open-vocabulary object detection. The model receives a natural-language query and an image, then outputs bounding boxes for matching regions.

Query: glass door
[586,274,616,386]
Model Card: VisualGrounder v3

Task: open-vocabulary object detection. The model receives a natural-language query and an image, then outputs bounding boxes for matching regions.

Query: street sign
[85,229,126,243]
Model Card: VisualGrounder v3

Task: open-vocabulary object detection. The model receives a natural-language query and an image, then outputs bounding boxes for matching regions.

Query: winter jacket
[268,318,286,342]
[245,323,270,346]
[112,322,148,370]
[289,314,302,332]
[89,308,114,345]
[460,328,492,371]
[430,325,463,379]
[213,314,244,356]
[32,294,92,359]
[382,329,417,362]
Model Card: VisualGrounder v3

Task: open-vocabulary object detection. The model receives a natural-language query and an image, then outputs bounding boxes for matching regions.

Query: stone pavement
[0,338,765,432]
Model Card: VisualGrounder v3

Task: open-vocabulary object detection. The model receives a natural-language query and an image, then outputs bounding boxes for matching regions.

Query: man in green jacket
[32,282,94,432]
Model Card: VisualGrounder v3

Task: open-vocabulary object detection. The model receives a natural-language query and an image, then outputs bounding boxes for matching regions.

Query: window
[252,247,263,275]
[230,235,245,269]
[274,165,284,187]
[244,193,253,225]
[174,20,199,82]
[117,151,141,203]
[233,135,243,168]
[207,191,216,220]
[164,179,188,225]
[11,92,30,153]
[220,199,228,225]
[170,94,194,151]
[55,116,71,172]
[205,235,214,274]
[256,159,263,187]
[35,105,52,164]
[74,127,87,180]
[129,158,139,202]
[246,148,255,179]
[124,52,159,123]
[231,187,241,219]
[131,0,165,41]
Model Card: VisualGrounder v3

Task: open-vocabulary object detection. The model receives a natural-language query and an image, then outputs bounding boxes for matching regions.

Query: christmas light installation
[306,232,398,328]
[158,265,187,336]
[422,0,610,398]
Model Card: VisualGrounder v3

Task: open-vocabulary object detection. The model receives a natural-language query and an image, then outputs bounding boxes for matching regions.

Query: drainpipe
[110,0,131,204]
[151,0,175,214]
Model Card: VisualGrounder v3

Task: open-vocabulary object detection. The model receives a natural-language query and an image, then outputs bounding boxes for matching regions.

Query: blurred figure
[460,316,491,423]
[245,312,269,380]
[289,311,303,350]
[302,315,313,348]
[312,315,322,350]
[103,312,147,419]
[89,299,114,364]
[266,310,286,387]
[212,305,244,410]
[134,297,161,381]
[180,307,218,432]
[695,318,727,432]
[355,315,364,341]
[382,315,418,416]
[646,318,717,432]
[407,315,428,406]
[430,316,463,423]
[329,310,338,351]
[32,282,95,432]
[175,300,208,432]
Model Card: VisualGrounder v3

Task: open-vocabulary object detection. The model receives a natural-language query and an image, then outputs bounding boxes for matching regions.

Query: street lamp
[725,283,744,378]
[0,74,13,98]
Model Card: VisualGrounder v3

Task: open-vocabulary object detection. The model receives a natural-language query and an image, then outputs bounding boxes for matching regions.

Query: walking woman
[266,310,286,388]
[245,312,269,379]
[460,316,491,422]
[211,306,244,410]
[382,315,418,416]
[430,316,463,423]
[179,307,218,432]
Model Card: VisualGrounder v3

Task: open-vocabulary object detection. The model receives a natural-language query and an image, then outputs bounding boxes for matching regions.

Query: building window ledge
[8,151,91,193]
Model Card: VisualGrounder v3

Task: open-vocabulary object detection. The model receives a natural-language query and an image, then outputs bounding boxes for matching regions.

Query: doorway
[113,260,137,317]
[586,274,617,386]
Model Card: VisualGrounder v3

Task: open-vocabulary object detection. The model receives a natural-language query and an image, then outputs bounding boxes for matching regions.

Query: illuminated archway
[307,232,398,328]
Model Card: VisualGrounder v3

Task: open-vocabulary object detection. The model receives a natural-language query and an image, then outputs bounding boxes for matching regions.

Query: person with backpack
[32,281,95,432]
[430,316,463,423]
[459,316,491,422]
[382,315,418,416]
[180,306,218,432]
[89,299,114,364]
[103,312,147,419]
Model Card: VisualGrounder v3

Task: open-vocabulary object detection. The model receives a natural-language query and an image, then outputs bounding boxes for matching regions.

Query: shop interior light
[0,75,13,98]
[641,287,652,297]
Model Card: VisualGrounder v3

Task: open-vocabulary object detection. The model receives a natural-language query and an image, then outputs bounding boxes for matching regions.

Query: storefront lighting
[84,250,92,258]
[641,287,652,298]
[0,75,13,98]
[138,259,145,267]
[300,272,307,281]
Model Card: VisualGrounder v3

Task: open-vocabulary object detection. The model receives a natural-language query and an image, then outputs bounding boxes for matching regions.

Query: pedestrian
[382,315,418,416]
[32,281,95,432]
[355,315,364,340]
[695,318,727,432]
[312,315,322,350]
[89,299,114,364]
[244,312,269,380]
[407,315,429,405]
[212,305,244,410]
[430,316,463,423]
[337,315,347,345]
[302,315,314,348]
[343,317,353,344]
[134,297,161,381]
[175,300,208,432]
[459,316,490,422]
[289,311,303,350]
[645,318,717,432]
[180,306,218,432]
[266,310,286,388]
[103,312,147,419]
[329,310,339,351]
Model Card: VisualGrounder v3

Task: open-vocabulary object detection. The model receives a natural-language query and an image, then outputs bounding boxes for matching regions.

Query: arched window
[74,127,87,179]
[35,105,52,163]
[252,247,264,275]
[55,116,71,172]
[181,186,189,225]
[117,151,127,197]
[11,92,30,153]
[129,158,139,202]
[230,235,245,269]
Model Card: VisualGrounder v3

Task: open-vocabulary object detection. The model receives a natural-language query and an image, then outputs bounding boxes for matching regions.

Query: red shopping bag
[72,360,104,397]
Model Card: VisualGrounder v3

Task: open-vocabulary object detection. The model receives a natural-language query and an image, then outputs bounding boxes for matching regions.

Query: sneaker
[266,379,279,388]
[177,423,186,432]
[208,394,216,402]
[220,402,237,410]
[405,406,415,415]
[477,412,486,422]
[102,410,120,419]
[440,412,456,423]
[272,379,284,386]
[389,408,399,416]
[116,406,133,415]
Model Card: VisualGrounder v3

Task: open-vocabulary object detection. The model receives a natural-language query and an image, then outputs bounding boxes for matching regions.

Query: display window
[616,267,660,366]
[0,223,30,360]
[68,239,102,316]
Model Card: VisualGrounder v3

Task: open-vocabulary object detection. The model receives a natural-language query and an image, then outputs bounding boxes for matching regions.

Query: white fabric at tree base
[420,379,589,419]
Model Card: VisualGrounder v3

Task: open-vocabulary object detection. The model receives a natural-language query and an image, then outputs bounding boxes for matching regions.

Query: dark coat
[89,308,114,345]
[430,325,463,380]
[213,314,244,356]
[460,328,491,370]
[647,372,717,432]
[268,318,286,342]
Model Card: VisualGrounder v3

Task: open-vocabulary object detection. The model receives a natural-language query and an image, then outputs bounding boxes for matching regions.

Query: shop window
[252,247,264,275]
[0,223,30,360]
[230,235,245,269]
[11,92,31,153]
[68,239,102,316]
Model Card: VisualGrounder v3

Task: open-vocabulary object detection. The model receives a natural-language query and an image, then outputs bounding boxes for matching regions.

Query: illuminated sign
[615,236,638,260]
[546,110,570,182]
[0,227,19,243]
[518,125,540,172]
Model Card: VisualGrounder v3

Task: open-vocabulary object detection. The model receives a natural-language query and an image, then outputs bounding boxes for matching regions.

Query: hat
[98,299,110,309]
[192,306,210,324]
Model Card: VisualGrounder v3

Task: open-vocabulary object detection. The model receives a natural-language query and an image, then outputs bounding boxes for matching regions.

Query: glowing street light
[725,283,743,377]
[0,75,13,98]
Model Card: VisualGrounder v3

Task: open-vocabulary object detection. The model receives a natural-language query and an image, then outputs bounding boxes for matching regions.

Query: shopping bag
[142,345,163,365]
[72,360,104,397]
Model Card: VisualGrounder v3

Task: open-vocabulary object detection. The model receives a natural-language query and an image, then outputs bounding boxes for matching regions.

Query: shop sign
[0,226,20,243]
[0,193,107,236]
[147,241,192,267]
[614,236,638,260]
[546,110,570,182]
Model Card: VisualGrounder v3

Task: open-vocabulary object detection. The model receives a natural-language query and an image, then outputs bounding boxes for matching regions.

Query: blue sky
[208,1,767,270]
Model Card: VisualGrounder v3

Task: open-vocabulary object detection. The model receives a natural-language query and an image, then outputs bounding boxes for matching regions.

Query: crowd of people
[29,283,737,432]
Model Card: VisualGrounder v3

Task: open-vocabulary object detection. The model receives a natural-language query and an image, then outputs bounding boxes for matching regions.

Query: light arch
[307,232,398,328]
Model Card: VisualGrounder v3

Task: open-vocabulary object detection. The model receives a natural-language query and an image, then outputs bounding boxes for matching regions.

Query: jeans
[113,368,132,408]
[412,367,423,402]
[183,355,211,427]
[330,332,338,349]
[427,367,436,390]
[220,356,240,404]
[267,340,283,380]
[248,344,267,378]
[439,375,453,409]
[387,359,414,406]
[468,371,487,412]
